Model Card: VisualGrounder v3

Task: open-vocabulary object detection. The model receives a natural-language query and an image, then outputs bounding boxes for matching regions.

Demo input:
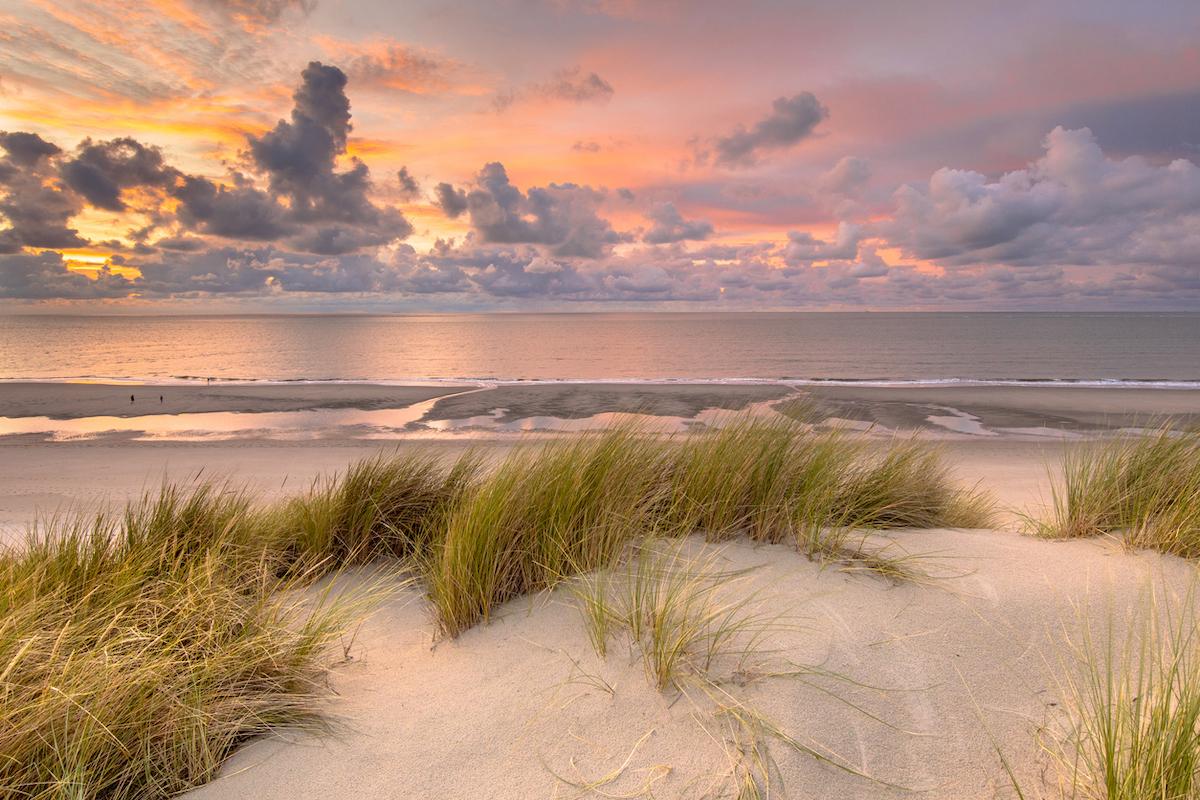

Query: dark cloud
[713,93,828,167]
[173,174,294,241]
[61,138,178,211]
[249,62,351,202]
[433,182,469,218]
[237,62,411,253]
[642,202,714,244]
[0,132,60,167]
[0,142,86,251]
[0,251,132,299]
[494,66,614,111]
[153,235,208,252]
[396,166,420,200]
[5,63,413,260]
[133,245,421,295]
[573,140,602,153]
[462,162,625,258]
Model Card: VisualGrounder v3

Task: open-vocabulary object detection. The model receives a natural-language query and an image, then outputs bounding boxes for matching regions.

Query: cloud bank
[1,58,1198,310]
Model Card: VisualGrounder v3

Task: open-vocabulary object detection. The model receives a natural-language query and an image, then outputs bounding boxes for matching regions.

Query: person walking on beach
[130,394,135,404]
[160,395,163,404]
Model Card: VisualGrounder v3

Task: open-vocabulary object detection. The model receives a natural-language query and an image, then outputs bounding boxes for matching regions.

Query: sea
[1,312,1198,386]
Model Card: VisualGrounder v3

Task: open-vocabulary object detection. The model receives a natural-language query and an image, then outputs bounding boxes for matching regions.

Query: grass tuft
[273,451,479,573]
[429,427,664,636]
[572,543,777,691]
[1036,426,1200,557]
[430,420,991,634]
[0,485,373,799]
[1049,584,1200,800]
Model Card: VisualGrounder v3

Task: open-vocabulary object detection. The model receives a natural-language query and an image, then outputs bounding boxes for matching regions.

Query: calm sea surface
[1,312,1198,385]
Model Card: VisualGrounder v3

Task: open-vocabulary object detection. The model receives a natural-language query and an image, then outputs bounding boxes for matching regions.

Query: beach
[3,380,1199,797]
[2,381,1196,529]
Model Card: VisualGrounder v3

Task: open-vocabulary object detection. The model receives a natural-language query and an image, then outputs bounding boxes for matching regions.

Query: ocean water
[1,312,1198,386]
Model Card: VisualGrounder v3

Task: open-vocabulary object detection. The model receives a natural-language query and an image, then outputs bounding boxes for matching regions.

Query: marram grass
[1036,426,1200,557]
[0,486,374,800]
[427,419,993,634]
[1056,587,1200,800]
[0,418,991,797]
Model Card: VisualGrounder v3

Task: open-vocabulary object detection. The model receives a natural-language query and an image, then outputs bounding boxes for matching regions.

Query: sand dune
[182,531,1194,799]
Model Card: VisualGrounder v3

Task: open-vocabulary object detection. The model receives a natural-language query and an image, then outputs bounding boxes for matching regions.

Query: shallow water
[0,401,768,442]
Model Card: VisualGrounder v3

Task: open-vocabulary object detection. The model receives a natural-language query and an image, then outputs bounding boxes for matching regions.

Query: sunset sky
[2,0,1199,310]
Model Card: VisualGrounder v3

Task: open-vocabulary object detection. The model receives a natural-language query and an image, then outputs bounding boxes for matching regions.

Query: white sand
[182,531,1195,799]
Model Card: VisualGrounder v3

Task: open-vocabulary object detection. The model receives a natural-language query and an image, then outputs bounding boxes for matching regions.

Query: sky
[2,0,1199,311]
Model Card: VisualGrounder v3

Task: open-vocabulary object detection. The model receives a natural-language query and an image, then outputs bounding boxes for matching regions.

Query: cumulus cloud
[494,66,614,111]
[819,156,871,196]
[433,182,469,218]
[0,60,416,285]
[61,137,178,211]
[883,126,1200,269]
[396,166,420,200]
[0,136,86,252]
[642,202,714,244]
[459,162,626,257]
[783,222,863,264]
[173,174,293,241]
[153,235,207,252]
[0,132,60,167]
[713,93,828,167]
[237,62,411,253]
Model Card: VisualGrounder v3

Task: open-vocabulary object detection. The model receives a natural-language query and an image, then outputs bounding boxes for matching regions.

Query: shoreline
[4,376,1200,388]
[0,381,1195,436]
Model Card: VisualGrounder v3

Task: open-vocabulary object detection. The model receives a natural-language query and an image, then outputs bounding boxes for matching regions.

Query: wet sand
[2,382,1195,434]
[803,384,1200,432]
[0,382,467,420]
[418,383,795,422]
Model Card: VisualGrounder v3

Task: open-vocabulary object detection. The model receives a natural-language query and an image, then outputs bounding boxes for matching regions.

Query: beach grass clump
[428,428,666,636]
[1051,586,1200,800]
[657,419,992,568]
[573,543,775,690]
[0,485,364,800]
[571,543,891,797]
[273,451,478,572]
[430,419,992,634]
[1038,427,1200,557]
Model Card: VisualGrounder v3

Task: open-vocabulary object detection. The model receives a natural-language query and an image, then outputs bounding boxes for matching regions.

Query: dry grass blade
[1049,583,1200,800]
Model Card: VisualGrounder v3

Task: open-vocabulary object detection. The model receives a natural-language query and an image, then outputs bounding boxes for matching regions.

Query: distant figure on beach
[130,394,135,404]
[160,395,163,403]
